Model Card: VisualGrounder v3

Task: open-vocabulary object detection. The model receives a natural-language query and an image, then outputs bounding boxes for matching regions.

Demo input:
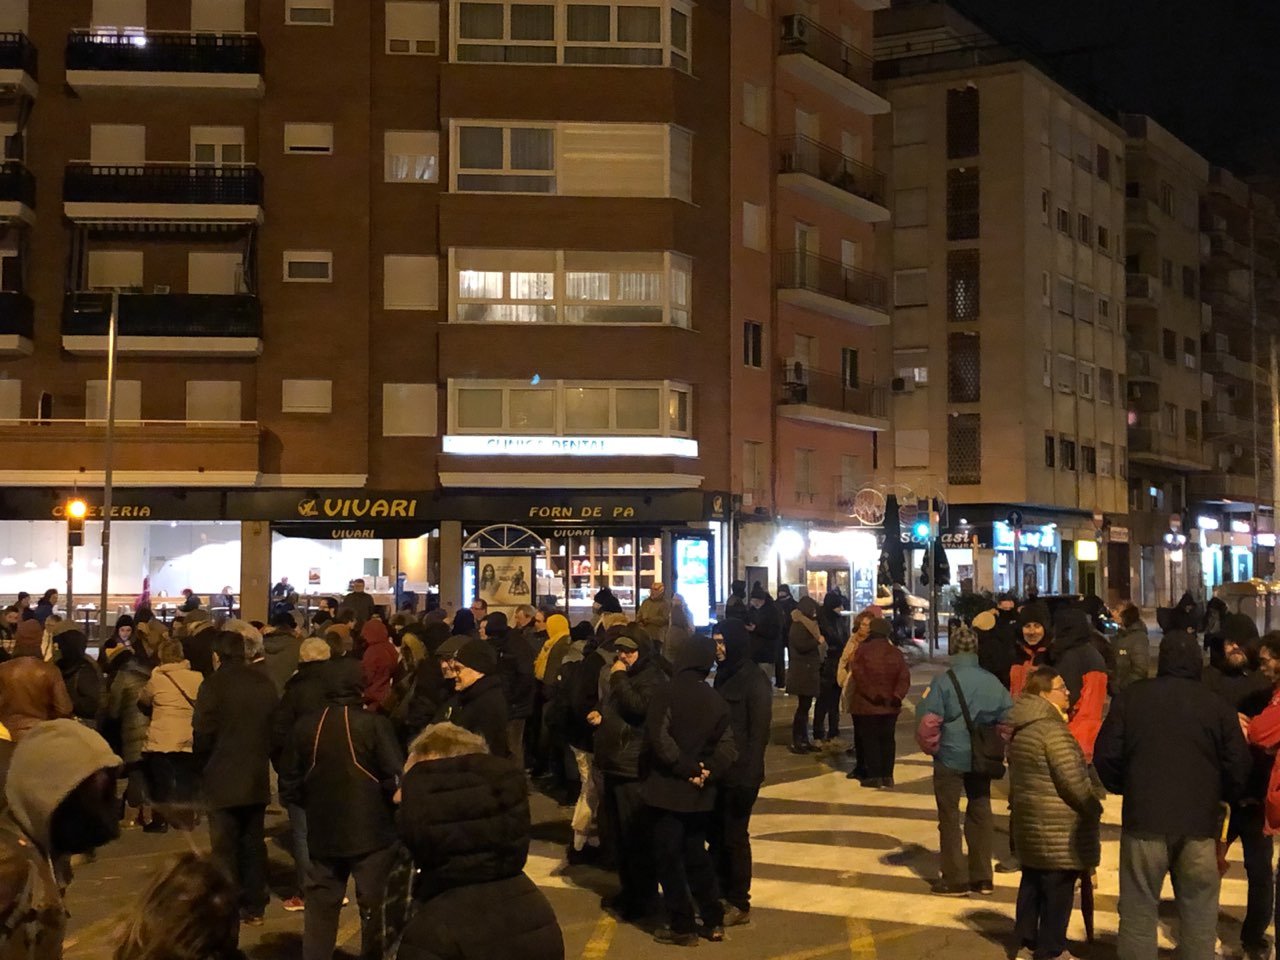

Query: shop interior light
[22,560,35,569]
[773,528,804,559]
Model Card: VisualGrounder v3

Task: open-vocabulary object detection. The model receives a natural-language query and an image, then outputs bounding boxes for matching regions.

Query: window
[385,130,439,182]
[841,347,859,389]
[742,202,766,251]
[1185,408,1199,440]
[743,320,762,368]
[1078,361,1094,399]
[453,249,690,326]
[1098,366,1114,404]
[1097,296,1111,328]
[386,1,439,54]
[283,250,332,282]
[895,188,927,227]
[86,380,141,421]
[947,332,980,402]
[1082,444,1096,475]
[1162,402,1177,436]
[1183,336,1198,369]
[1056,207,1071,235]
[1182,265,1198,299]
[1041,271,1051,306]
[794,448,814,499]
[286,0,333,25]
[186,381,241,422]
[947,249,979,322]
[1075,284,1094,324]
[1044,433,1055,467]
[1055,276,1074,315]
[1073,128,1093,172]
[1052,116,1072,156]
[893,107,927,146]
[1099,442,1114,477]
[742,440,763,493]
[448,379,689,436]
[190,126,244,166]
[1040,189,1050,225]
[1097,224,1110,253]
[383,383,438,437]
[284,123,334,155]
[742,81,768,133]
[1077,213,1092,246]
[282,380,333,414]
[1161,258,1174,287]
[90,123,145,164]
[1119,448,1128,480]
[946,86,979,159]
[1162,327,1177,361]
[894,268,928,307]
[1059,436,1076,471]
[947,413,981,485]
[384,255,439,310]
[839,454,861,498]
[1096,145,1111,183]
[946,167,979,241]
[1159,180,1175,216]
[894,349,929,386]
[1054,353,1076,394]
[454,0,692,70]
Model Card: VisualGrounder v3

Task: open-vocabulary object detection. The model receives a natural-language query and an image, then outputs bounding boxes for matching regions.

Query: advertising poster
[476,554,534,614]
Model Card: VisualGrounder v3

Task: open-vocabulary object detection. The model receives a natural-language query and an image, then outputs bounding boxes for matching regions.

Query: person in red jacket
[1050,608,1109,763]
[1248,633,1280,840]
[361,619,399,712]
[849,618,911,788]
[1009,602,1052,699]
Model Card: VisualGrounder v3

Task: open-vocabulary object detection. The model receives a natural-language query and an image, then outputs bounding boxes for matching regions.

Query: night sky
[948,0,1280,175]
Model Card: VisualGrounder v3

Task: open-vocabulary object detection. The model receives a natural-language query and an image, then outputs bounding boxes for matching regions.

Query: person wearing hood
[556,622,607,862]
[279,659,403,960]
[1111,603,1152,692]
[745,583,781,680]
[1009,601,1052,698]
[0,622,72,741]
[260,613,302,696]
[179,608,217,677]
[433,637,509,758]
[1048,608,1109,763]
[1008,667,1103,960]
[592,588,622,630]
[814,592,848,745]
[193,631,280,925]
[786,596,825,754]
[528,614,572,786]
[52,630,105,731]
[1163,590,1201,640]
[403,622,455,743]
[709,619,772,927]
[724,580,748,622]
[103,641,155,830]
[637,582,671,652]
[98,615,135,671]
[484,612,536,770]
[450,607,479,639]
[594,626,669,921]
[973,607,1017,690]
[848,619,910,788]
[0,720,122,960]
[1095,633,1251,960]
[642,636,737,946]
[360,619,398,713]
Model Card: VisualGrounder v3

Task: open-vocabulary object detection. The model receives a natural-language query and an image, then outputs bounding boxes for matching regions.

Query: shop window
[383,383,438,437]
[449,379,690,436]
[895,188,927,228]
[946,249,979,322]
[1059,436,1076,471]
[743,320,763,368]
[384,255,439,310]
[284,123,334,156]
[945,167,979,241]
[947,413,980,485]
[893,268,928,307]
[945,86,979,159]
[186,381,241,423]
[282,379,333,415]
[947,332,980,403]
[283,250,332,283]
[86,379,141,421]
[385,130,439,182]
[286,0,333,24]
[386,1,439,54]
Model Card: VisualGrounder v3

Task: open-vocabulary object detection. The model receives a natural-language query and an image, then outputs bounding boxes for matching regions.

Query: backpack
[946,669,1005,779]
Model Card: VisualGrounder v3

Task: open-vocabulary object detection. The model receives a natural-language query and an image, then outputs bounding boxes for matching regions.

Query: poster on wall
[476,554,534,613]
[308,567,321,586]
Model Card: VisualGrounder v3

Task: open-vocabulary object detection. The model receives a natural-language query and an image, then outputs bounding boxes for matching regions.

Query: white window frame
[386,1,440,54]
[447,378,692,437]
[284,123,334,156]
[283,250,333,283]
[1077,362,1094,399]
[286,0,333,25]
[384,130,440,183]
[281,379,333,415]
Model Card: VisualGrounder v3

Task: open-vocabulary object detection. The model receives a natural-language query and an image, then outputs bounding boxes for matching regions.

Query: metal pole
[98,291,118,640]
[66,532,73,613]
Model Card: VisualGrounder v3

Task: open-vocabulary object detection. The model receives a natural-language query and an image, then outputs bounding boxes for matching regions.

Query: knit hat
[1223,613,1259,644]
[1018,601,1050,629]
[867,618,892,639]
[454,637,497,674]
[950,623,979,654]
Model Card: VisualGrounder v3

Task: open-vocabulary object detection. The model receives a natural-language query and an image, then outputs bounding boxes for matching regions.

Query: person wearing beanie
[433,637,508,758]
[483,612,535,769]
[786,596,825,754]
[916,623,1013,895]
[642,635,737,946]
[0,623,73,741]
[724,580,748,622]
[847,619,910,788]
[1009,601,1052,698]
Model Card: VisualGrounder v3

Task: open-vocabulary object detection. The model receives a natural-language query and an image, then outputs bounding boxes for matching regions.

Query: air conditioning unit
[783,357,809,385]
[891,376,915,393]
[781,14,808,43]
[152,284,171,294]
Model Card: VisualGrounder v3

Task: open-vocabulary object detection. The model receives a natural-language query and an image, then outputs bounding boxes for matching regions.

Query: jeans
[791,695,814,745]
[1225,802,1274,950]
[931,764,993,886]
[854,714,898,781]
[1015,867,1077,959]
[603,775,657,911]
[302,846,397,960]
[1118,833,1220,960]
[813,679,842,740]
[652,809,724,934]
[709,783,760,911]
[208,804,268,915]
[287,803,311,896]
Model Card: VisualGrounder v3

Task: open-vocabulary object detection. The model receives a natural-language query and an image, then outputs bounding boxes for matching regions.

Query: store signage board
[441,435,699,458]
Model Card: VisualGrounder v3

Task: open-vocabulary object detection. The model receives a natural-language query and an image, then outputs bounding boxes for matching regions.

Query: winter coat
[279,671,403,859]
[138,661,202,754]
[1007,694,1102,870]
[361,622,399,711]
[1009,641,1051,699]
[1111,623,1152,692]
[713,647,772,790]
[917,652,1013,773]
[1204,663,1273,805]
[642,662,737,813]
[181,621,217,677]
[975,610,1019,689]
[55,635,105,730]
[342,590,377,626]
[270,659,340,764]
[396,753,563,960]
[847,637,910,716]
[433,675,510,758]
[260,630,301,696]
[1095,636,1251,839]
[1246,689,1280,834]
[637,595,671,646]
[560,642,606,753]
[816,596,846,684]
[1051,612,1110,762]
[592,655,668,781]
[404,657,453,741]
[490,628,536,721]
[104,656,152,764]
[746,600,782,665]
[786,602,825,698]
[0,658,72,741]
[192,660,280,809]
[533,617,570,682]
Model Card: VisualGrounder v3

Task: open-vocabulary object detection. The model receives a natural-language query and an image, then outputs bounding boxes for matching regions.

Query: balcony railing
[777,252,888,312]
[1125,197,1160,231]
[778,135,885,206]
[0,291,33,338]
[1127,349,1159,378]
[0,32,37,78]
[0,162,34,209]
[781,366,889,420]
[875,33,1020,81]
[1125,272,1160,303]
[63,292,262,338]
[64,162,262,206]
[1129,427,1202,465]
[66,30,262,74]
[779,14,875,89]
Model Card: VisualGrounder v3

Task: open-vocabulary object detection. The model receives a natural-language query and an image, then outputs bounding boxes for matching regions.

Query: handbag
[947,669,1005,780]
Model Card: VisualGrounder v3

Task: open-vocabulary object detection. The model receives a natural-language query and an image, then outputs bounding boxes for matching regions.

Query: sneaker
[701,925,726,942]
[281,897,305,913]
[239,911,265,927]
[845,769,863,780]
[930,882,970,897]
[994,860,1021,874]
[970,880,994,896]
[653,927,699,947]
[722,904,750,927]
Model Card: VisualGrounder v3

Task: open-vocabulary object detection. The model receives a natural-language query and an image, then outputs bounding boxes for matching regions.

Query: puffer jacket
[1051,610,1109,762]
[786,599,824,698]
[138,661,203,754]
[592,654,668,780]
[847,636,910,716]
[1007,694,1102,871]
[104,655,152,764]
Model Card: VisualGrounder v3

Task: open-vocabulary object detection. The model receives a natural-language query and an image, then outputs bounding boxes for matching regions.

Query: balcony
[0,33,37,97]
[1125,197,1160,234]
[61,292,263,358]
[1126,349,1160,381]
[63,162,263,224]
[1204,280,1251,319]
[0,419,262,486]
[777,252,889,326]
[65,30,263,96]
[1125,272,1160,306]
[1204,409,1252,438]
[1129,426,1207,472]
[779,365,889,432]
[1203,347,1256,384]
[1208,231,1253,268]
[1190,472,1269,505]
[778,15,889,116]
[0,291,32,356]
[0,162,34,223]
[777,136,889,224]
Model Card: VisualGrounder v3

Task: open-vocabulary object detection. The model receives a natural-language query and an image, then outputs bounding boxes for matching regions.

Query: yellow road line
[846,916,878,959]
[580,914,616,960]
[334,911,363,948]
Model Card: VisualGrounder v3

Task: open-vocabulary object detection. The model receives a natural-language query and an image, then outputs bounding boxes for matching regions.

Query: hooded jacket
[270,659,339,765]
[1096,634,1251,838]
[592,643,669,781]
[974,608,1018,689]
[1007,694,1102,871]
[488,619,536,721]
[103,652,152,764]
[816,593,846,683]
[713,621,772,790]
[746,594,782,665]
[53,633,104,729]
[0,721,121,960]
[1050,609,1109,762]
[0,655,72,742]
[261,629,301,696]
[785,597,825,698]
[360,620,399,711]
[534,615,570,683]
[1111,619,1152,692]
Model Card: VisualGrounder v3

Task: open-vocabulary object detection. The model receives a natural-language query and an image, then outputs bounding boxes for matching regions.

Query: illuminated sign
[296,498,418,519]
[442,435,698,458]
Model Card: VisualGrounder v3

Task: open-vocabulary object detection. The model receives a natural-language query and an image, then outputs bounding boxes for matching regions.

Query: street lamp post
[98,291,119,639]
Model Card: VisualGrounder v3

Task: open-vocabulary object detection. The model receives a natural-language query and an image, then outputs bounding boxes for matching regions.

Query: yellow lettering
[406,499,417,518]
[323,499,343,518]
[140,506,151,517]
[389,499,408,518]
[351,501,370,518]
[370,500,390,518]
[584,507,602,518]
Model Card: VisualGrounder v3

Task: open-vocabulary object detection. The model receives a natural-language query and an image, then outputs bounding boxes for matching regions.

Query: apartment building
[875,3,1129,599]
[0,0,892,624]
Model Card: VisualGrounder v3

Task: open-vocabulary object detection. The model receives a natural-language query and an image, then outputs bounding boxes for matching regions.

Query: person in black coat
[394,722,565,960]
[709,619,772,926]
[593,627,669,921]
[54,629,105,729]
[724,580,748,622]
[402,622,455,741]
[642,635,738,946]
[1094,633,1252,958]
[745,584,780,666]
[973,607,1017,689]
[280,662,403,960]
[813,592,846,742]
[484,612,536,769]
[192,631,280,922]
[433,638,509,758]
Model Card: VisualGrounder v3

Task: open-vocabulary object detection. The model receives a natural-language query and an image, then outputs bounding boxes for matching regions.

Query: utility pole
[98,291,119,639]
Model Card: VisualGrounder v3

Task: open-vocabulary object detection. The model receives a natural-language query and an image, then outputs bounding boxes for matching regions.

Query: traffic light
[66,498,87,547]
[913,518,930,540]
